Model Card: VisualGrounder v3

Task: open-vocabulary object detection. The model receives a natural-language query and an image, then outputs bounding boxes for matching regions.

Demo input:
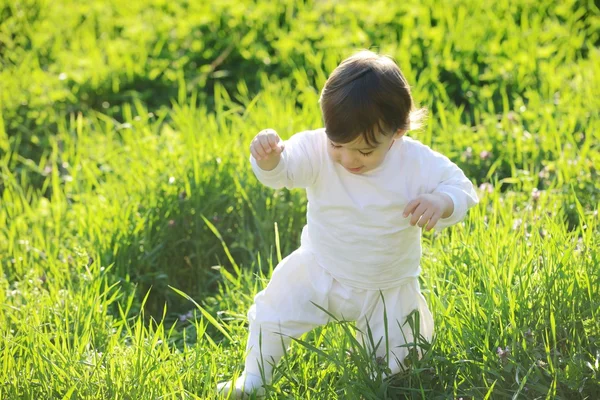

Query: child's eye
[329,142,341,149]
[359,150,374,156]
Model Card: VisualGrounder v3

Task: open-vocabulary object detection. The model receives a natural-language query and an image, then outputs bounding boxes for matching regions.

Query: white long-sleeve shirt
[250,128,479,290]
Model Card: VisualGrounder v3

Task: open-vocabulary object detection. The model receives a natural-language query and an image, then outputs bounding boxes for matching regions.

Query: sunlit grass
[1,0,599,398]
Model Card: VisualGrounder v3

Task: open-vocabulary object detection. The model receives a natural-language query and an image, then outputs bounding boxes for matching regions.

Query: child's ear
[393,129,406,139]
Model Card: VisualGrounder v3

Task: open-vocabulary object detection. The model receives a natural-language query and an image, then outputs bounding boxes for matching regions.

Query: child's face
[327,129,405,174]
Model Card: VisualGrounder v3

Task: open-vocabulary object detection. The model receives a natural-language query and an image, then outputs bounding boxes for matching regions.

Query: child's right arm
[249,128,322,189]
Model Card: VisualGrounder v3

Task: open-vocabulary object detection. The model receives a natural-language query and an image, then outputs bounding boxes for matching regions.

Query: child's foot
[216,372,265,398]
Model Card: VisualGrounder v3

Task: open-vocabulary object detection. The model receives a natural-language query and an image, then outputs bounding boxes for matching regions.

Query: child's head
[319,50,424,174]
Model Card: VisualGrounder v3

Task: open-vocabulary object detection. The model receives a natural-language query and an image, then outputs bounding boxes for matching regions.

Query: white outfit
[232,128,477,392]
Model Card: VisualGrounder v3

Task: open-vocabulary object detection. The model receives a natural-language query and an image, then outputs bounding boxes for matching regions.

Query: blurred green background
[1,0,599,398]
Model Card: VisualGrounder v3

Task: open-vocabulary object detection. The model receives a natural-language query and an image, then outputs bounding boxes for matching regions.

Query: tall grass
[1,0,599,398]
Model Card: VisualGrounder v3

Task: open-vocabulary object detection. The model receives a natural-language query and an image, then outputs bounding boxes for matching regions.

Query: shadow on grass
[100,166,306,323]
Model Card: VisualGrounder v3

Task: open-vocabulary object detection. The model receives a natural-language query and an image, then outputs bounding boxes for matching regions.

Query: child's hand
[250,129,285,171]
[403,193,454,231]
[251,129,285,160]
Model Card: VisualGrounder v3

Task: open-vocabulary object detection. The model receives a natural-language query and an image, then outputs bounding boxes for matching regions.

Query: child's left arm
[403,148,479,231]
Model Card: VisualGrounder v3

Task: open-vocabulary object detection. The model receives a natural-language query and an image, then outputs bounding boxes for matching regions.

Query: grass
[1,0,599,398]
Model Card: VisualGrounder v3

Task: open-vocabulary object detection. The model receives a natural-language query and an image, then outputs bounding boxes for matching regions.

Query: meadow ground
[1,0,599,398]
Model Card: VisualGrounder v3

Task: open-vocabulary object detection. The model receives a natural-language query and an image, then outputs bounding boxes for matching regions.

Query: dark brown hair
[319,50,425,146]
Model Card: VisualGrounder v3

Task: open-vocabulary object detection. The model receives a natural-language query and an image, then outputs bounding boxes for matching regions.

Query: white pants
[244,246,434,378]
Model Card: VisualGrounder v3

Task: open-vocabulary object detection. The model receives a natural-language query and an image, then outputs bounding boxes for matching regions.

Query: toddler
[217,50,478,397]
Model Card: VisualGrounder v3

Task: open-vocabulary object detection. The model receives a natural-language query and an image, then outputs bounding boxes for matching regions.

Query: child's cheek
[326,147,338,163]
[373,150,388,167]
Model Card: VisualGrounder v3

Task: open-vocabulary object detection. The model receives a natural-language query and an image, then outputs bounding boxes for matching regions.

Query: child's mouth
[345,166,364,173]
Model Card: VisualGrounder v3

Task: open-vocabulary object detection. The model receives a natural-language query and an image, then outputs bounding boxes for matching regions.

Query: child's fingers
[251,137,268,158]
[252,143,265,159]
[274,142,285,153]
[267,134,280,150]
[403,199,420,217]
[261,128,277,136]
[418,209,434,228]
[269,136,285,154]
[409,203,428,226]
[258,136,273,154]
[250,145,263,160]
[425,211,442,231]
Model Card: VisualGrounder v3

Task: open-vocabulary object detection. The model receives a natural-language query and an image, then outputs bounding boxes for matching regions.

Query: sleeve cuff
[249,152,287,187]
[434,187,467,230]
